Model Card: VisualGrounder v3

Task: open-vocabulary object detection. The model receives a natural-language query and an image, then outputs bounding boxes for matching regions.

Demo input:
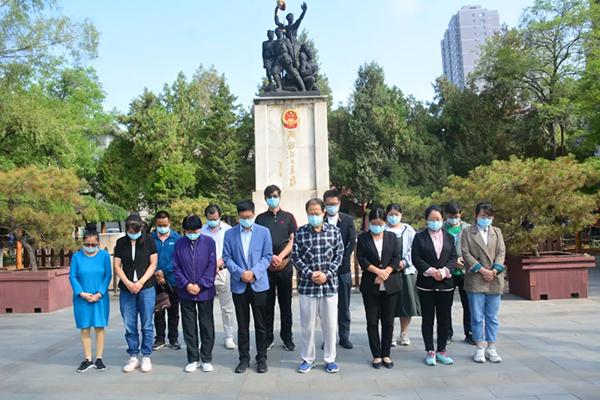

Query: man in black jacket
[323,189,357,349]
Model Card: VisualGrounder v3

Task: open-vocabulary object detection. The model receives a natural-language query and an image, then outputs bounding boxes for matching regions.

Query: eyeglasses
[83,243,98,247]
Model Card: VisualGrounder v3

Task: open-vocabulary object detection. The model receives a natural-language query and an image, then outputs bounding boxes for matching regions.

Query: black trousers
[233,285,268,364]
[362,290,397,358]
[418,290,453,352]
[337,272,352,342]
[265,264,293,344]
[154,284,180,343]
[448,274,472,338]
[180,298,215,363]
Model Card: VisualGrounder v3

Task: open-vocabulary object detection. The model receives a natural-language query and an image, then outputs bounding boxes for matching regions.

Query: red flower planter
[507,252,595,300]
[0,267,72,313]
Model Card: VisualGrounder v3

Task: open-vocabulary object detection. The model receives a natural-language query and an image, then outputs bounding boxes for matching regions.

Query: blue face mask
[325,205,339,216]
[83,245,98,254]
[427,220,443,232]
[369,224,385,235]
[186,232,200,241]
[266,197,280,209]
[240,218,254,229]
[308,215,323,228]
[156,226,170,235]
[386,215,401,225]
[447,217,461,226]
[477,217,493,229]
[127,232,142,240]
[207,219,220,229]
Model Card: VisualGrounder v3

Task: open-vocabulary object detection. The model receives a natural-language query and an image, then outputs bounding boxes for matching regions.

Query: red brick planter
[507,252,595,300]
[0,267,72,314]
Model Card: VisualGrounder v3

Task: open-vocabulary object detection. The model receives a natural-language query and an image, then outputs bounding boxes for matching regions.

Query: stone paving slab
[1,267,599,399]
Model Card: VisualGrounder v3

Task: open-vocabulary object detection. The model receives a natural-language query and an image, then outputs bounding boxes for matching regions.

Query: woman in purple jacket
[173,214,217,373]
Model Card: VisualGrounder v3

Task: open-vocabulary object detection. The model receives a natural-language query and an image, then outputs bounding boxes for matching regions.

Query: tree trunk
[20,240,38,271]
[548,123,557,160]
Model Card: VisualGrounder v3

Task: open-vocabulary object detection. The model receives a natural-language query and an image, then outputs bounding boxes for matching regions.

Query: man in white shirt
[201,204,236,350]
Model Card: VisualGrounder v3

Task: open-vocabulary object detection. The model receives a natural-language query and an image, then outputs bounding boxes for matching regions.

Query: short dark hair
[323,189,341,202]
[155,210,170,220]
[182,214,203,231]
[444,202,462,215]
[368,207,387,222]
[204,204,222,217]
[237,200,255,213]
[263,184,281,198]
[125,213,143,233]
[475,202,495,217]
[386,203,403,214]
[424,205,444,219]
[305,198,325,212]
[82,230,99,242]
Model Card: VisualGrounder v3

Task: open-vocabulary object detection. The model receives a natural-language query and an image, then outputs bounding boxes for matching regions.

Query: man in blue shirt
[151,210,182,350]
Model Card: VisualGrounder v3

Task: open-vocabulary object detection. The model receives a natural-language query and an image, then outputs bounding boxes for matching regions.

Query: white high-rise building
[441,5,501,89]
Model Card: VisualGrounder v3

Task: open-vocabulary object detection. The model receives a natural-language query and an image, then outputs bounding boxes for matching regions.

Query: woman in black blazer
[412,205,457,367]
[357,208,401,369]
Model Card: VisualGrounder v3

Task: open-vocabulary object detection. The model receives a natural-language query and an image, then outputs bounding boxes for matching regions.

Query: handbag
[154,283,172,312]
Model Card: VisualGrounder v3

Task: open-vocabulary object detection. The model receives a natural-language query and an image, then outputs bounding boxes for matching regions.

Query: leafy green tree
[474,0,591,158]
[578,0,600,145]
[330,62,412,209]
[96,66,254,211]
[0,0,98,82]
[434,156,600,255]
[0,66,112,178]
[0,166,123,270]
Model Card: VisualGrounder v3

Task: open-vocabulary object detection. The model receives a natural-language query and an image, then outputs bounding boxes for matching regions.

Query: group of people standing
[68,185,506,375]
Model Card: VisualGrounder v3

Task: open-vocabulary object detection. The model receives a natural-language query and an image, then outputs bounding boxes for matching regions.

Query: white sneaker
[201,362,214,372]
[473,347,486,363]
[140,357,152,372]
[184,362,198,372]
[399,334,411,346]
[485,347,503,363]
[391,339,397,347]
[224,338,236,350]
[122,356,139,373]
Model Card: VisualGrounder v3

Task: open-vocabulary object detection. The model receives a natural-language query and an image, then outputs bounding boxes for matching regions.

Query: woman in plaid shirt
[292,198,344,374]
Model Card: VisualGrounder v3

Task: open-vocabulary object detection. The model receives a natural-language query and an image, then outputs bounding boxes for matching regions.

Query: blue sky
[60,0,531,112]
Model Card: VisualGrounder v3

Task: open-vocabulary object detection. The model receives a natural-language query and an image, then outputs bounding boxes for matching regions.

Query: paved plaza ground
[1,266,599,400]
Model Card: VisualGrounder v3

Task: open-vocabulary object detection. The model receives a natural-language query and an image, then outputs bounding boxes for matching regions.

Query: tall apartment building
[441,5,501,89]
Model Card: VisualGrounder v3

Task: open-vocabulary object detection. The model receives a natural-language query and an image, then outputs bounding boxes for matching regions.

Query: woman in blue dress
[69,230,112,373]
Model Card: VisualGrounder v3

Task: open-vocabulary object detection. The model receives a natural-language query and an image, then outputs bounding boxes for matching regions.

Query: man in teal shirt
[151,210,182,350]
[443,202,475,345]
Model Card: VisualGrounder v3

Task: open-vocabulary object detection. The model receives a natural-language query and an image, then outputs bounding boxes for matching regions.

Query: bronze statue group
[69,185,507,375]
[262,2,319,93]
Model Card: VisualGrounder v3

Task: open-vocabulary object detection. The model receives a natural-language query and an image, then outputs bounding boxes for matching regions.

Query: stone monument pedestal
[252,95,329,225]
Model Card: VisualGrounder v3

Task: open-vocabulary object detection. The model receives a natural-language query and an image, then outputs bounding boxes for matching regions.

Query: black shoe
[339,339,354,349]
[152,339,166,350]
[382,359,394,369]
[76,359,94,373]
[94,358,106,371]
[169,341,182,350]
[464,336,476,346]
[283,340,296,352]
[235,361,249,373]
[257,361,268,373]
[266,341,274,351]
[372,360,383,369]
[321,342,325,350]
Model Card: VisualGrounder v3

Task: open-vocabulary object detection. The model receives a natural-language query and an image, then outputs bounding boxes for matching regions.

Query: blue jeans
[467,292,501,343]
[120,287,156,356]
